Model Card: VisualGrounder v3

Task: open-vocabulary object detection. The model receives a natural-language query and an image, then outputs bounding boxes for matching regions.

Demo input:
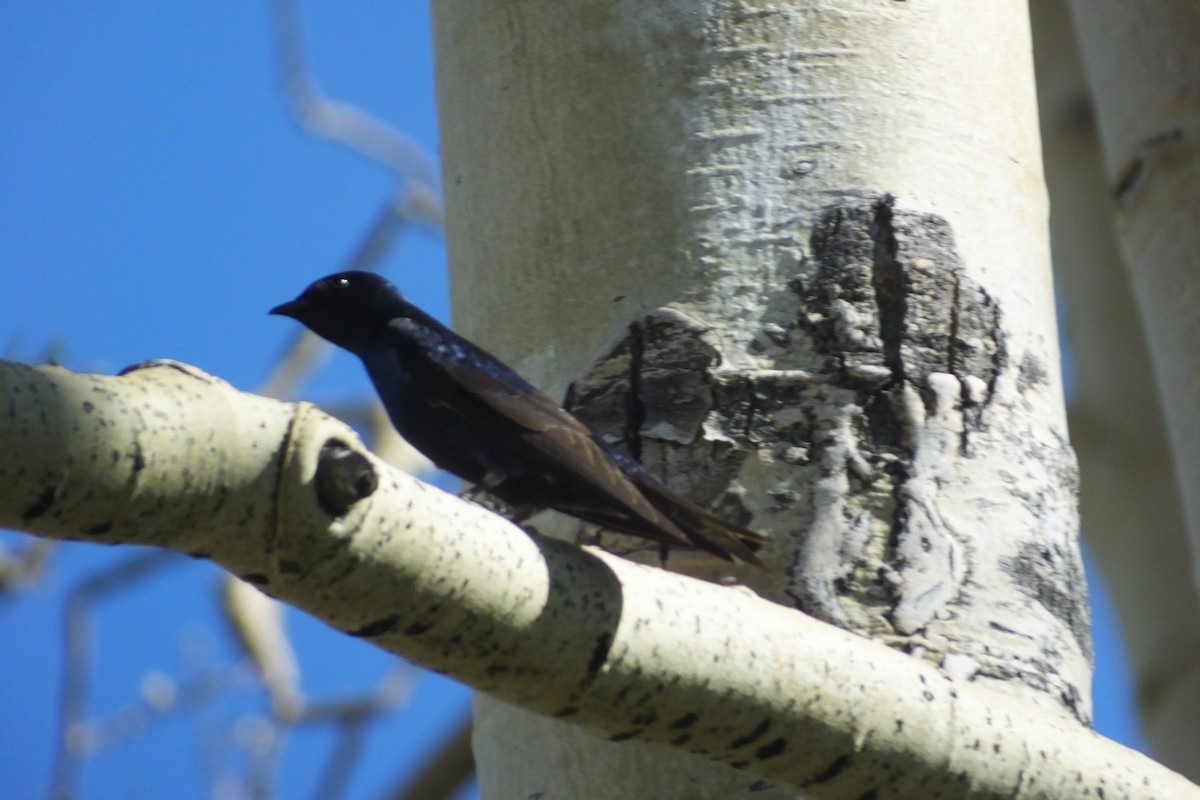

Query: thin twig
[50,550,184,800]
[269,0,443,227]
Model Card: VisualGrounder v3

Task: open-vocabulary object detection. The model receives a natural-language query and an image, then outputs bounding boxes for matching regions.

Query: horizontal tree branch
[1,359,1192,799]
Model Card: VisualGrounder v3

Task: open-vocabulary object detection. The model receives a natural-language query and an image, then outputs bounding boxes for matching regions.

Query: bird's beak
[269,299,302,318]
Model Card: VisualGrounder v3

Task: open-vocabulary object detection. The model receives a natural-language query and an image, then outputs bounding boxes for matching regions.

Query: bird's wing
[386,318,596,437]
[386,318,764,562]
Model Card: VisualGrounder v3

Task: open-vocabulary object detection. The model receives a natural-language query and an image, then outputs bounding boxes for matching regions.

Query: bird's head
[270,271,407,352]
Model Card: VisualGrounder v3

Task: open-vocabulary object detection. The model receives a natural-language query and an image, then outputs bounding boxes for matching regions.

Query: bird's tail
[636,481,768,569]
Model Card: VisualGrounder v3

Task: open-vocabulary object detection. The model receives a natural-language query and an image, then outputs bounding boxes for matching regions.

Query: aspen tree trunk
[1067,0,1200,778]
[432,1,1087,796]
[1037,1,1200,781]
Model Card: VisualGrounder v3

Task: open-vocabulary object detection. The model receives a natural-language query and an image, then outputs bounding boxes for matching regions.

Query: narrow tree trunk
[1068,0,1200,777]
[432,1,1087,796]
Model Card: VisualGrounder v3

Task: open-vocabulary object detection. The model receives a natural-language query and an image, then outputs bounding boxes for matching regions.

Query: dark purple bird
[271,271,766,567]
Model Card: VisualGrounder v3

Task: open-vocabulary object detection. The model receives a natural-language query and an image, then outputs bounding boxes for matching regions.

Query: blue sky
[0,4,1146,798]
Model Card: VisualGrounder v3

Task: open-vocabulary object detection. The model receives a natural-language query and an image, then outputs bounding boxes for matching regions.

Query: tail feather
[636,481,768,569]
[586,443,769,567]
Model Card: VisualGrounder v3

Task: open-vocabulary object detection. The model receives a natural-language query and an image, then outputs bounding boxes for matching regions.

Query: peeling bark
[567,198,1088,721]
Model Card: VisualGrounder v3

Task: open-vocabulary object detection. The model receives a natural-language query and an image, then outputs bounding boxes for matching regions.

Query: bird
[270,271,767,567]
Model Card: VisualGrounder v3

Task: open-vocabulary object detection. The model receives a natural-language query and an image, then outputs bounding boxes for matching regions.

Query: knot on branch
[315,439,379,516]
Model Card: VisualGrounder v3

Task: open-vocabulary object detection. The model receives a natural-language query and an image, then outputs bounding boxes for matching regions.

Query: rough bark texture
[567,198,1088,716]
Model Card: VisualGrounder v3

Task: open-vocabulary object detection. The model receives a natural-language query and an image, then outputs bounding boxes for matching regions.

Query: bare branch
[269,0,442,228]
[0,536,53,594]
[50,551,184,800]
[7,359,1193,799]
[223,576,302,717]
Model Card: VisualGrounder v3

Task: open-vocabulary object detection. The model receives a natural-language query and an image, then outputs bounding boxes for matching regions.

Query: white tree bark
[1,359,1193,798]
[433,1,1086,796]
[1069,3,1200,559]
[1068,1,1200,566]
[1034,1,1200,780]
